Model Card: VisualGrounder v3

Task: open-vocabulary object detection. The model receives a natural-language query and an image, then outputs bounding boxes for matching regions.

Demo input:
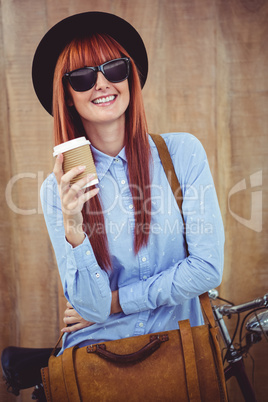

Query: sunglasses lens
[104,59,129,83]
[69,68,96,92]
[66,59,129,91]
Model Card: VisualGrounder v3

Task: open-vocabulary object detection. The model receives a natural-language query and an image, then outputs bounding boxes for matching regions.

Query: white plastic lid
[53,137,90,157]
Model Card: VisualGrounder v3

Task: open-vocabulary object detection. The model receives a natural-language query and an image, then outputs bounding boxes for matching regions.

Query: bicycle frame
[210,290,267,402]
[213,307,257,402]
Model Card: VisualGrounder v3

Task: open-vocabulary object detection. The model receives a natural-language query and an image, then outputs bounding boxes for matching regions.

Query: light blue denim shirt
[40,133,224,354]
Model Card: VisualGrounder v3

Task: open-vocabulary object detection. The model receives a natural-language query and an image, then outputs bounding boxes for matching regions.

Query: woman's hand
[53,153,99,247]
[62,302,94,333]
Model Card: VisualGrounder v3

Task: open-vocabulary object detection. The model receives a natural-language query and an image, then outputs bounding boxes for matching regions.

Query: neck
[82,119,125,157]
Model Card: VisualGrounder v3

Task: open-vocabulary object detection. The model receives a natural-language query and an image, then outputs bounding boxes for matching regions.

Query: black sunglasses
[64,57,130,92]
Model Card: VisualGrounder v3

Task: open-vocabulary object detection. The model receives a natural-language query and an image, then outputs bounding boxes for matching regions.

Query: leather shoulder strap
[179,320,202,401]
[62,346,81,401]
[149,134,216,328]
[150,133,184,223]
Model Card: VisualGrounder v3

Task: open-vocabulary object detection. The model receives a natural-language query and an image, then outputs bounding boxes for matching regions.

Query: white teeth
[93,95,115,104]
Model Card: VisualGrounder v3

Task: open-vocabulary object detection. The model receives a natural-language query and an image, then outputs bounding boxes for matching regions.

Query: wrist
[110,290,122,315]
[63,216,85,247]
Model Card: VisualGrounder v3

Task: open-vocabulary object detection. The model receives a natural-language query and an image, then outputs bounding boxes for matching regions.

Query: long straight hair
[53,34,151,270]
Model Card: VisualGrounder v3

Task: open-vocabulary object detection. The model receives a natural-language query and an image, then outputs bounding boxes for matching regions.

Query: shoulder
[149,132,210,186]
[149,132,207,163]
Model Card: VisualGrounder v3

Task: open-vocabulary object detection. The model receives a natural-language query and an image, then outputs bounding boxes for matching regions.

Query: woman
[2,11,224,398]
[34,11,224,353]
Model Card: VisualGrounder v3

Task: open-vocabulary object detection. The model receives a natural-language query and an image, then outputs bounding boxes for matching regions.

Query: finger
[61,323,84,333]
[65,173,97,200]
[65,186,99,212]
[53,154,64,183]
[64,306,80,319]
[61,173,97,207]
[79,187,99,205]
[66,301,73,308]
[61,321,93,333]
[63,315,79,325]
[64,306,83,321]
[64,312,83,324]
[64,308,75,318]
[60,165,86,192]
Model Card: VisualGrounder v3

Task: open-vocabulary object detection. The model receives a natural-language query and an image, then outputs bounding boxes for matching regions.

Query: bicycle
[208,289,268,402]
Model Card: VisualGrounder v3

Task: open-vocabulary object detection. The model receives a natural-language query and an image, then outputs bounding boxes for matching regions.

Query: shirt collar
[91,145,127,181]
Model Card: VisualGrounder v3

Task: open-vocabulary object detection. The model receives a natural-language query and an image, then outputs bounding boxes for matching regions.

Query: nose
[95,71,110,90]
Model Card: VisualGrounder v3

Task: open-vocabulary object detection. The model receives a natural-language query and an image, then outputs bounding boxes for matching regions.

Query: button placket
[134,311,150,336]
[112,158,133,214]
[139,251,150,281]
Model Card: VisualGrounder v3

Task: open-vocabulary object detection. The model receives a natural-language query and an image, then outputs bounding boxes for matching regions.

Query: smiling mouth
[92,95,116,104]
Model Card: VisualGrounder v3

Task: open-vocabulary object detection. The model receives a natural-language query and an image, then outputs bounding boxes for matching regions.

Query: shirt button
[143,275,147,280]
[129,204,133,210]
[142,257,147,262]
[86,250,91,255]
[95,273,100,278]
[139,322,144,328]
[114,158,119,163]
[121,180,126,185]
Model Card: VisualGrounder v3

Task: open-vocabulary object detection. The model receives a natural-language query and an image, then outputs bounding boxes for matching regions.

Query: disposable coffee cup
[53,137,98,188]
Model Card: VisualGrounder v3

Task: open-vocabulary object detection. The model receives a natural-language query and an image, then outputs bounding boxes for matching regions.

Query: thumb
[53,153,64,183]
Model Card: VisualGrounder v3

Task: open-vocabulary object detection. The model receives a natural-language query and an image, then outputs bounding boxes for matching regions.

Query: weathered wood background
[0,0,267,401]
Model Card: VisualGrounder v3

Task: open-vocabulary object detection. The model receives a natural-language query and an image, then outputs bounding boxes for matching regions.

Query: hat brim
[32,12,148,115]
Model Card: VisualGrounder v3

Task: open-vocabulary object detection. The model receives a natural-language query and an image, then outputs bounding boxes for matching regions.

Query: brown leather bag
[41,134,228,401]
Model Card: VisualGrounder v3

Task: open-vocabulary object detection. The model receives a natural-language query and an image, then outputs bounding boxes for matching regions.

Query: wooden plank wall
[0,0,267,401]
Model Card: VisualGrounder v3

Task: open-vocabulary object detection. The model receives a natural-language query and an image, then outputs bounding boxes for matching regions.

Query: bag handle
[86,334,169,364]
[149,134,216,329]
[59,335,169,402]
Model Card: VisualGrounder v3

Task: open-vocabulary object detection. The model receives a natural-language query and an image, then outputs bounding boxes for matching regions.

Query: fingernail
[78,165,86,171]
[87,173,96,180]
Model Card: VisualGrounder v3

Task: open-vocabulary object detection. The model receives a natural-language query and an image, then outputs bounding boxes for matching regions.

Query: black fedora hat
[32,11,148,115]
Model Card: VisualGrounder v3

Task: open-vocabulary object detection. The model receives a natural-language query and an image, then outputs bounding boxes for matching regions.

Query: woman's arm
[118,134,224,315]
[53,153,99,247]
[40,156,113,323]
[62,292,122,333]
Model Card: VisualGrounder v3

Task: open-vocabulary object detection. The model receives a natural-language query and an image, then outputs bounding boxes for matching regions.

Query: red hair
[53,34,151,270]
